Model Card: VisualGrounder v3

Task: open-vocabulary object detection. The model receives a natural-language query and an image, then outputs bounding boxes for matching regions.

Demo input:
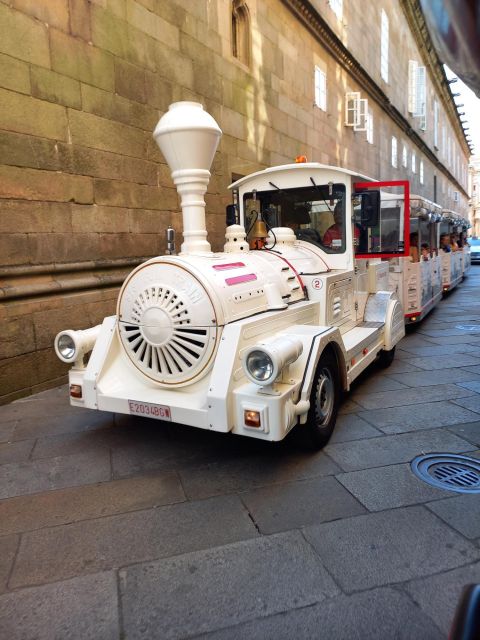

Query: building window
[412,152,416,173]
[408,60,426,129]
[314,66,327,111]
[328,0,343,19]
[420,160,424,184]
[433,100,439,148]
[402,145,408,167]
[380,9,389,83]
[391,136,397,167]
[366,108,373,144]
[232,1,250,66]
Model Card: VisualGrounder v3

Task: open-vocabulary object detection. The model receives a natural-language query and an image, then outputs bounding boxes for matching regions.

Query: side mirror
[359,191,380,227]
[226,204,237,226]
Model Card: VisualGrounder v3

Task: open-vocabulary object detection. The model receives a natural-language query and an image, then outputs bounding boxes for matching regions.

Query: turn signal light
[244,410,261,428]
[70,384,83,399]
[295,155,308,163]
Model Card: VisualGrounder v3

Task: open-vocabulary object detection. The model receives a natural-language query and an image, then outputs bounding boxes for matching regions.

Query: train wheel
[378,346,395,368]
[304,351,340,449]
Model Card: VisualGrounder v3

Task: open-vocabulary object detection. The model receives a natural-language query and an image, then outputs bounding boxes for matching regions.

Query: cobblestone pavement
[1,266,480,639]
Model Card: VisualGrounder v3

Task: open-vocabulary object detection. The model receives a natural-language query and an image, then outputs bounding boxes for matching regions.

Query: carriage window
[243,183,346,253]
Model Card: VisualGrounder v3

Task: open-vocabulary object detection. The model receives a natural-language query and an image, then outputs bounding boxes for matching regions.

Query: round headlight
[57,334,76,360]
[246,350,274,382]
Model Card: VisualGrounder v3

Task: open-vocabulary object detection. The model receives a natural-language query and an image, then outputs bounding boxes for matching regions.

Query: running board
[342,322,384,360]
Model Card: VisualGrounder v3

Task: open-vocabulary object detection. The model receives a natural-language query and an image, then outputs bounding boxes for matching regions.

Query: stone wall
[0,0,470,403]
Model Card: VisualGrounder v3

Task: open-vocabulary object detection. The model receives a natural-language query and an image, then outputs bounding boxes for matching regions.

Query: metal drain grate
[411,454,480,494]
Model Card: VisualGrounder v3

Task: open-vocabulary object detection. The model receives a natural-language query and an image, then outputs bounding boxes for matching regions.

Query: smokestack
[153,102,222,255]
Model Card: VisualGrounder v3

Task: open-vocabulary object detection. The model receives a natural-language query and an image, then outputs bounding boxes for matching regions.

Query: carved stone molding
[280,0,469,196]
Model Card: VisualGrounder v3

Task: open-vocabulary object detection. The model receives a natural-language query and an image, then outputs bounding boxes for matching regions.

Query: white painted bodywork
[56,103,406,442]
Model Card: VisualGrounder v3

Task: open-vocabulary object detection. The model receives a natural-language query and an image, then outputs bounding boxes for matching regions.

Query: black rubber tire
[303,350,340,450]
[377,346,396,368]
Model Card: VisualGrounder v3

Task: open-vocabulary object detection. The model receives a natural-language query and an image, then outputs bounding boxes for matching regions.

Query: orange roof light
[295,155,308,163]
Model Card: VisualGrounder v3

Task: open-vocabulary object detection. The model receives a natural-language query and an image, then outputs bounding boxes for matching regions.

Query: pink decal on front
[225,274,257,286]
[213,262,246,271]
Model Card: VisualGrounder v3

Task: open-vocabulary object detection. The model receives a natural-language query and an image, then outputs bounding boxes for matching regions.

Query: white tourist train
[53,101,467,447]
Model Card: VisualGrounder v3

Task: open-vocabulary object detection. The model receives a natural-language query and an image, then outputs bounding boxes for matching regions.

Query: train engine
[54,101,404,447]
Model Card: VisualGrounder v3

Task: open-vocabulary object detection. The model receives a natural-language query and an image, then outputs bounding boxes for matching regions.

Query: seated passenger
[440,233,452,252]
[323,200,359,250]
[421,243,430,260]
[409,233,419,262]
[451,234,459,251]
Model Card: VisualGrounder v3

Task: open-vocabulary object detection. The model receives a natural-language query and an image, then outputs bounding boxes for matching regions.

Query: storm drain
[411,454,480,494]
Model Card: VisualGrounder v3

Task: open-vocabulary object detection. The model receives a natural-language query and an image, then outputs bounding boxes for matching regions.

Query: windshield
[243,183,347,253]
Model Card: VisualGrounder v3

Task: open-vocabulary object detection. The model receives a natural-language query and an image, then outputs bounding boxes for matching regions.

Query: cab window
[353,188,405,256]
[243,183,347,253]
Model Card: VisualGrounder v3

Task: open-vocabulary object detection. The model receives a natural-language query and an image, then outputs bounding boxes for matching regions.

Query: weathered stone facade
[0,0,470,403]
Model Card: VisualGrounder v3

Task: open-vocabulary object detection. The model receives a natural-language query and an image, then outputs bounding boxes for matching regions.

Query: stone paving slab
[0,535,18,594]
[119,532,340,640]
[457,380,480,393]
[0,449,112,500]
[404,354,480,370]
[240,476,366,534]
[337,463,451,511]
[10,495,258,588]
[452,394,480,413]
[179,451,340,500]
[11,410,114,441]
[348,373,409,393]
[462,364,480,376]
[0,472,185,536]
[447,421,480,446]
[0,571,119,640]
[426,494,480,539]
[352,383,474,410]
[194,587,442,640]
[328,412,382,443]
[324,428,475,472]
[399,343,480,357]
[389,367,480,388]
[0,439,34,465]
[303,506,480,592]
[0,421,16,443]
[357,400,480,435]
[426,334,480,345]
[403,562,480,636]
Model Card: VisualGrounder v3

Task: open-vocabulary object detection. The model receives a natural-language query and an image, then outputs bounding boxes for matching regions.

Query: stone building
[469,156,480,237]
[0,0,470,403]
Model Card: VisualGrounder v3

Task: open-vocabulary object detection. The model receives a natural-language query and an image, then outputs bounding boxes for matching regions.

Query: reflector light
[295,155,308,163]
[70,384,82,399]
[244,410,261,427]
[351,358,356,365]
[362,348,368,355]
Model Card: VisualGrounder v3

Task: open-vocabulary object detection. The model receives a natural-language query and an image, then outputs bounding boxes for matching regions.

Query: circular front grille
[117,261,219,386]
[411,454,480,494]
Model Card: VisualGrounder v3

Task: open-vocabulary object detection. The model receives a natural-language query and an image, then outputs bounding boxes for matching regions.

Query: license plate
[128,400,171,421]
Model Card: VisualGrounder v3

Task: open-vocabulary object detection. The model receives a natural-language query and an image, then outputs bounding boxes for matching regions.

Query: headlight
[56,332,77,361]
[246,350,274,382]
[54,325,101,365]
[242,336,303,386]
